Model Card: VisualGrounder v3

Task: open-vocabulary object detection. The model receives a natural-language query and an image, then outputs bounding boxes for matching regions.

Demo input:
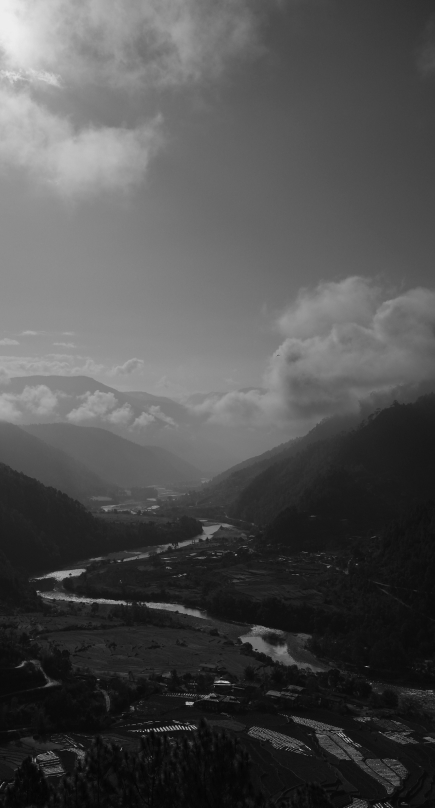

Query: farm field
[33,611,255,678]
[63,536,330,610]
[2,683,435,807]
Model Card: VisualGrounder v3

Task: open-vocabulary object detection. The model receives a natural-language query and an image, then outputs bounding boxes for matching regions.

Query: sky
[1,0,435,437]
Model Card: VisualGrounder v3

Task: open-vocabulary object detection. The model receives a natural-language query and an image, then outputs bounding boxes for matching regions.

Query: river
[34,522,326,671]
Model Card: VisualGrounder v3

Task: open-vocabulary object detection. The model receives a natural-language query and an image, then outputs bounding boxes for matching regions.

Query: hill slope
[0,462,203,576]
[0,462,107,572]
[0,422,117,502]
[309,499,435,669]
[197,413,361,511]
[23,423,202,487]
[234,396,435,534]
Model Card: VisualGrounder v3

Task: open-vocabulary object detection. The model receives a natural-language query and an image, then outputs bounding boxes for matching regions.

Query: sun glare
[0,2,37,70]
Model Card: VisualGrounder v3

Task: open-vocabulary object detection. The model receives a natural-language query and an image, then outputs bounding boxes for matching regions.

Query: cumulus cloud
[0,0,263,196]
[192,278,435,430]
[0,353,105,377]
[109,358,145,376]
[66,390,134,425]
[0,368,10,385]
[132,405,177,430]
[67,390,119,423]
[0,383,60,420]
[0,397,20,422]
[0,87,161,197]
[53,342,75,348]
[132,411,156,430]
[0,337,19,345]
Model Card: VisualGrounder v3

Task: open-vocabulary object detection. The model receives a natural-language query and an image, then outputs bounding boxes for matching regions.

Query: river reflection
[37,523,229,577]
[240,626,325,670]
[41,590,208,618]
[34,522,326,671]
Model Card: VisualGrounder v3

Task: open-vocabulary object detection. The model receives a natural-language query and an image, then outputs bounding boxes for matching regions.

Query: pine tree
[4,757,50,808]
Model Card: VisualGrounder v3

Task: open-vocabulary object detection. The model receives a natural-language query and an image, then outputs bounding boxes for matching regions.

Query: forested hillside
[309,500,435,668]
[0,463,202,576]
[197,413,361,511]
[232,396,435,534]
[0,462,106,571]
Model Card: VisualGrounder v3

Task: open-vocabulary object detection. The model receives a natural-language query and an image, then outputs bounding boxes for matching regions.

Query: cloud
[20,330,41,336]
[67,390,119,423]
[53,342,75,348]
[0,353,105,377]
[0,383,60,420]
[0,337,19,345]
[0,368,10,386]
[0,66,61,87]
[132,411,156,429]
[191,278,435,430]
[0,397,20,422]
[0,0,263,196]
[0,86,162,197]
[132,404,177,430]
[0,0,259,91]
[66,390,135,424]
[106,403,134,425]
[109,357,145,376]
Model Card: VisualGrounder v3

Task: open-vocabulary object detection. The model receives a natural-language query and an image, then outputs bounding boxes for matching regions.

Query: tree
[4,757,50,808]
[381,688,399,708]
[49,722,263,808]
[277,783,333,808]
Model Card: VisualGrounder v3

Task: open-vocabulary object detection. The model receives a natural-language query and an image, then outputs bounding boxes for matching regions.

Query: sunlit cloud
[0,383,60,421]
[0,337,19,345]
[53,342,76,348]
[0,353,105,377]
[190,278,435,430]
[0,0,263,197]
[0,66,61,87]
[108,357,145,376]
[132,405,177,430]
[67,390,132,423]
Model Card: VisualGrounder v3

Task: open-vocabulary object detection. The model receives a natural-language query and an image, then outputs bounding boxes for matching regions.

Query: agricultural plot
[289,715,409,798]
[248,727,311,754]
[290,716,343,732]
[44,619,250,678]
[381,731,418,745]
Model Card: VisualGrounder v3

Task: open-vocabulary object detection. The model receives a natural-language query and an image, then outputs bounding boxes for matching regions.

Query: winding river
[34,522,326,671]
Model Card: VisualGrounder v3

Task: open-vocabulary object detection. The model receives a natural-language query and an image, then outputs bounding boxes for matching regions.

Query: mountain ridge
[0,421,118,503]
[23,422,202,487]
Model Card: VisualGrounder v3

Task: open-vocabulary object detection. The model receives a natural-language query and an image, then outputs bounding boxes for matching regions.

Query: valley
[3,396,435,806]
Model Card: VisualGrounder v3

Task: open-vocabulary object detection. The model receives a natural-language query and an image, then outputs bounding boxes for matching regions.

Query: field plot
[43,619,249,677]
[381,731,418,745]
[288,713,411,799]
[248,727,311,754]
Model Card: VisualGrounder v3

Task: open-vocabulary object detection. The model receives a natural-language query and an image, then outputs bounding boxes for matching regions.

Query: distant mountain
[234,396,435,534]
[23,423,202,487]
[6,375,240,474]
[0,422,117,502]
